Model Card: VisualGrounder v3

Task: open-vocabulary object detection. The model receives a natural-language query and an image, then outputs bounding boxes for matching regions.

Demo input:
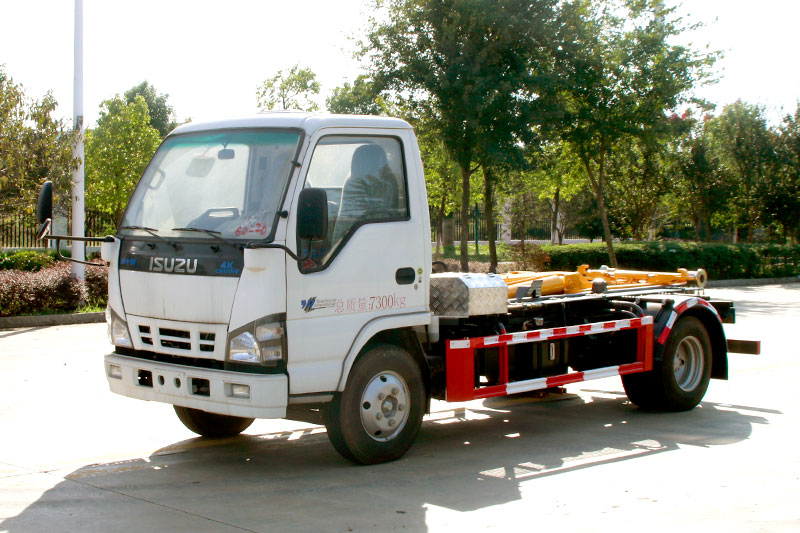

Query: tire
[174,406,254,438]
[622,316,712,411]
[324,345,426,464]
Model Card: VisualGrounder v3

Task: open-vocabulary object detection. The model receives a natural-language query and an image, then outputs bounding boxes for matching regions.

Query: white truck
[36,112,758,464]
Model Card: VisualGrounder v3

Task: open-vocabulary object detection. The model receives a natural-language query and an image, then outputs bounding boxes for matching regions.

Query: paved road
[1,285,798,532]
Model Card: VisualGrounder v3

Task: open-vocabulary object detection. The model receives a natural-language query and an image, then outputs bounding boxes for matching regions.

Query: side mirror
[297,188,328,241]
[36,181,54,239]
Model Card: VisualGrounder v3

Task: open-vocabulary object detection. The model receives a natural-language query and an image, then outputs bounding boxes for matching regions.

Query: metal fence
[0,212,117,249]
[430,209,499,243]
[4,208,586,249]
[430,207,583,243]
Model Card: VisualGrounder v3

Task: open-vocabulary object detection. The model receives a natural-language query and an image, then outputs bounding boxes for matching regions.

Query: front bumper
[105,353,288,419]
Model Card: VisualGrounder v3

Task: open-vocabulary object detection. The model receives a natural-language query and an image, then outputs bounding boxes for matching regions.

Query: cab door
[284,128,429,395]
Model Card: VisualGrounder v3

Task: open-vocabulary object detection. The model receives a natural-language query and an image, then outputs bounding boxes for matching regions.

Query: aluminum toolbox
[430,273,508,317]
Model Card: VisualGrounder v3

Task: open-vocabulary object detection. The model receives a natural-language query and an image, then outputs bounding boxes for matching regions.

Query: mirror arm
[42,234,116,267]
[246,241,312,262]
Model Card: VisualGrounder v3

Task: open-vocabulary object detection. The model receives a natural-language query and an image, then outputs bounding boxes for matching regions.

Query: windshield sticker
[234,220,268,237]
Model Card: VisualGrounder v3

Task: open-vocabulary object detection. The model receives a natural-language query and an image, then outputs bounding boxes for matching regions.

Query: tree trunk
[442,216,454,248]
[435,195,446,256]
[459,165,471,272]
[482,165,498,273]
[550,186,560,246]
[582,154,618,268]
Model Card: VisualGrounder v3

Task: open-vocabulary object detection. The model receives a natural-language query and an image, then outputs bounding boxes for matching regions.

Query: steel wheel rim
[360,370,410,442]
[674,335,704,392]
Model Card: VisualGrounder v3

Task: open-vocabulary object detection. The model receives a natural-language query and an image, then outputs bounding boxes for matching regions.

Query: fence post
[474,203,480,254]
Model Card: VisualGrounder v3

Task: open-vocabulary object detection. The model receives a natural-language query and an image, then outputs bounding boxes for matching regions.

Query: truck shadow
[2,391,772,532]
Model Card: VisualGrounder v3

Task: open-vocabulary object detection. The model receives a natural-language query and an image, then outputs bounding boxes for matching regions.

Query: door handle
[395,267,416,285]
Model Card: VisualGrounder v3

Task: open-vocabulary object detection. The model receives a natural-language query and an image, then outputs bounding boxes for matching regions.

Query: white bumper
[104,354,288,419]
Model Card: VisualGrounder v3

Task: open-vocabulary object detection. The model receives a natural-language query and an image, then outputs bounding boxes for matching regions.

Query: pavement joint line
[0,460,39,479]
[51,472,260,533]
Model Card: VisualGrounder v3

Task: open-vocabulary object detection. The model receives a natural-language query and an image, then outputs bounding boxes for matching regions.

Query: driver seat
[333,144,398,244]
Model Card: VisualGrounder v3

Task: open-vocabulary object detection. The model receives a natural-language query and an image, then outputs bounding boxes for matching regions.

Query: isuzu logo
[149,257,198,274]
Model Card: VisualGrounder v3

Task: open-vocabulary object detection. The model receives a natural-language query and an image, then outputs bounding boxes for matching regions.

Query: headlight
[106,307,132,348]
[226,315,285,366]
[229,331,260,363]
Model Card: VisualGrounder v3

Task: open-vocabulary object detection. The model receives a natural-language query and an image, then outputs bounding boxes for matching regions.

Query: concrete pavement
[1,285,798,532]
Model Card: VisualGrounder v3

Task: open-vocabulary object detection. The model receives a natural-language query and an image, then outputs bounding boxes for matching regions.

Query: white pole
[72,0,85,279]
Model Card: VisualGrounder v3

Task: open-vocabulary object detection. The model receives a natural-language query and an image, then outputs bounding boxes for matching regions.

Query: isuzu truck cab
[37,112,758,464]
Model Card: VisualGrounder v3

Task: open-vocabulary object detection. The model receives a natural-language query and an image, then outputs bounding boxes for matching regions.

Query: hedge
[1,243,798,317]
[0,250,55,271]
[541,242,800,280]
[0,260,108,317]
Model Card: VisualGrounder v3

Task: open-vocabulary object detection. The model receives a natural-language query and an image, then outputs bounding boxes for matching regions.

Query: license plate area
[154,369,187,395]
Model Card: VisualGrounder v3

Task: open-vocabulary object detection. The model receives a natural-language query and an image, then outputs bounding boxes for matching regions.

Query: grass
[77,302,106,313]
[11,305,105,317]
[433,243,514,262]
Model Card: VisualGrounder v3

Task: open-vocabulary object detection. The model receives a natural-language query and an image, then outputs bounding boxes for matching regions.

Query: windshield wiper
[119,225,178,249]
[172,227,237,247]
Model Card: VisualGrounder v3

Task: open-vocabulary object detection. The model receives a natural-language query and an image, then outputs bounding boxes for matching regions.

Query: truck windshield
[119,130,301,241]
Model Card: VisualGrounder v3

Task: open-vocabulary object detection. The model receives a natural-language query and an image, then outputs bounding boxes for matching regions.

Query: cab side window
[300,136,408,272]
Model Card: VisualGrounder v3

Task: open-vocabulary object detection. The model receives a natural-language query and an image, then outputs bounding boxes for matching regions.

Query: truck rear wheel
[174,406,254,438]
[325,345,425,464]
[622,316,712,411]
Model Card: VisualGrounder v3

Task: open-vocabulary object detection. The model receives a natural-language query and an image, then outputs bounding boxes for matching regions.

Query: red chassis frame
[445,316,654,402]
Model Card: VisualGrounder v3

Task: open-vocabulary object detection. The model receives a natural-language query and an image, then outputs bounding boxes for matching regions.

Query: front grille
[126,316,226,360]
[161,339,191,350]
[160,328,190,339]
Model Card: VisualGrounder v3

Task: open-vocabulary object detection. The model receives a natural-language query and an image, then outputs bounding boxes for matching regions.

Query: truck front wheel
[622,316,712,411]
[174,406,254,438]
[325,345,425,464]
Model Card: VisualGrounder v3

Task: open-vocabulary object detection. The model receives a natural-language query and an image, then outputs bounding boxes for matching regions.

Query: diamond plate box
[430,273,508,317]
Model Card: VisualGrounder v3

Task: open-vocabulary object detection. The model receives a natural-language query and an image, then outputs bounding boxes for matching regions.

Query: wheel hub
[360,371,409,442]
[674,335,704,392]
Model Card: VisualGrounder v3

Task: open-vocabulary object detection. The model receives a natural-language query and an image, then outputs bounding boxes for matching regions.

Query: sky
[1,0,799,129]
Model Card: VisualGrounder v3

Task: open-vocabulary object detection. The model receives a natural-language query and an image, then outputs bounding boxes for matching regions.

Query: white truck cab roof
[170,111,412,137]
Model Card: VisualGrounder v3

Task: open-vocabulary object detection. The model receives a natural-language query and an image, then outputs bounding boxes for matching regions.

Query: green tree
[365,0,562,271]
[523,141,585,245]
[556,0,717,265]
[85,95,161,225]
[605,131,680,241]
[124,81,176,137]
[766,102,800,242]
[412,113,461,254]
[327,75,387,115]
[0,67,77,216]
[571,188,604,242]
[706,101,776,242]
[256,65,320,111]
[673,120,730,241]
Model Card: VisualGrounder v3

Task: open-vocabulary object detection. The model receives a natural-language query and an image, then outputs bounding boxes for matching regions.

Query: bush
[0,250,54,271]
[84,262,109,306]
[0,259,108,317]
[507,243,550,271]
[541,242,800,280]
[0,262,86,317]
